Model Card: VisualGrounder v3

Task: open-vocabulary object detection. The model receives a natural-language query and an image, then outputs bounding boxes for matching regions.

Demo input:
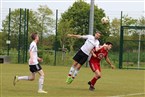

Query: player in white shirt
[13,33,47,93]
[66,32,106,84]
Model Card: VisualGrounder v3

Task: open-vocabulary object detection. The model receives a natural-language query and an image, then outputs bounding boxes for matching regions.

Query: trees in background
[1,1,145,54]
[108,15,145,52]
[58,0,109,51]
[1,5,54,51]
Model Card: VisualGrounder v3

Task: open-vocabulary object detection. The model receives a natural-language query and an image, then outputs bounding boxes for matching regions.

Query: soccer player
[88,42,115,91]
[66,32,107,84]
[13,33,47,93]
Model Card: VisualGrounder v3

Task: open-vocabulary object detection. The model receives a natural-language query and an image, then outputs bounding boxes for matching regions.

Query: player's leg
[68,56,87,84]
[68,61,78,77]
[69,51,88,83]
[13,64,36,86]
[37,64,47,93]
[37,70,47,93]
[72,49,88,80]
[66,61,78,84]
[28,73,36,81]
[13,73,35,86]
[90,70,101,86]
[67,58,87,84]
[66,50,80,84]
[88,70,101,91]
[66,49,88,84]
[72,63,82,79]
[66,63,82,84]
[88,62,101,91]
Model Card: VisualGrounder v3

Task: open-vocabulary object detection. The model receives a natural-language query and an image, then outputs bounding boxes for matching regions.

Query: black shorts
[73,49,88,65]
[29,64,42,73]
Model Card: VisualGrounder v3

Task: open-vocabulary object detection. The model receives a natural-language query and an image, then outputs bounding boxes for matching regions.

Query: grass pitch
[0,64,145,97]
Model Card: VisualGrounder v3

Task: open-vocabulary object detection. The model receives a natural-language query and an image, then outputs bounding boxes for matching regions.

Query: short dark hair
[31,33,37,40]
[95,31,101,34]
[105,42,113,46]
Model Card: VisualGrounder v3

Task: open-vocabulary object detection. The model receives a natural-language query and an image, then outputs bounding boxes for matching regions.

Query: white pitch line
[107,92,145,97]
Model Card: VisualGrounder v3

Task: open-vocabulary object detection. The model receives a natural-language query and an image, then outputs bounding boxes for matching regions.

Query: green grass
[0,64,145,97]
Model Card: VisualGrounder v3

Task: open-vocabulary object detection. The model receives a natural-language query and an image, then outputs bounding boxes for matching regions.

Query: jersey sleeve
[95,41,100,48]
[29,43,35,52]
[80,35,91,39]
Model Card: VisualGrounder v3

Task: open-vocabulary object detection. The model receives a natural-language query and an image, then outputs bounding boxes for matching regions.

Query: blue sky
[0,0,145,30]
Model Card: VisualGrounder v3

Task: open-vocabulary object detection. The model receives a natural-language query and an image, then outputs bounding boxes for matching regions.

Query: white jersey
[80,35,100,56]
[28,41,38,65]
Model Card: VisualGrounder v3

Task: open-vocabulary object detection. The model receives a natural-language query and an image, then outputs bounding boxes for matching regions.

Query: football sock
[68,66,75,76]
[18,76,29,80]
[38,76,44,90]
[91,77,97,86]
[72,69,79,79]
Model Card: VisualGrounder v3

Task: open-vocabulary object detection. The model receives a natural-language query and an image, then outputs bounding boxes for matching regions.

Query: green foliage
[138,16,145,26]
[122,15,138,26]
[9,48,18,63]
[1,6,54,50]
[0,49,5,55]
[59,1,109,50]
[58,19,75,51]
[106,36,120,52]
[67,1,90,34]
[110,15,144,37]
[36,5,54,36]
[110,18,120,36]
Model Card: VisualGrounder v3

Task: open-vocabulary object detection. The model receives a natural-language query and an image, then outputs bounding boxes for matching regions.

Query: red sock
[91,77,98,86]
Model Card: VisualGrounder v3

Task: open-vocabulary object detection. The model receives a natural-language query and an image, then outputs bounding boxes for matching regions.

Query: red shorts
[89,60,101,72]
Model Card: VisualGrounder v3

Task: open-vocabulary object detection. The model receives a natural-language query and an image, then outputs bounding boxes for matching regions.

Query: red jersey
[89,47,108,63]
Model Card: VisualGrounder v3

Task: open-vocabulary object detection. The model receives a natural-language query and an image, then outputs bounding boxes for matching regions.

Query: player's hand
[103,43,108,47]
[38,58,43,62]
[92,53,97,57]
[111,64,115,69]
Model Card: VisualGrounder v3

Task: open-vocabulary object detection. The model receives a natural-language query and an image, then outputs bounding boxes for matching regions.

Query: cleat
[88,81,95,91]
[66,76,73,84]
[66,76,71,83]
[38,90,47,93]
[68,77,74,84]
[13,76,18,86]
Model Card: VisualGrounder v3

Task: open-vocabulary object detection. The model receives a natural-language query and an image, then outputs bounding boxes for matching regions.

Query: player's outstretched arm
[95,44,108,52]
[91,49,97,57]
[105,56,115,69]
[67,34,81,38]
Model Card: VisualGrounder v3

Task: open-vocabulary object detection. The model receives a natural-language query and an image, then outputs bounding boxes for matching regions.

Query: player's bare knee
[30,78,35,81]
[98,75,101,79]
[40,75,44,79]
[98,73,101,78]
[40,73,45,77]
[95,73,101,79]
[29,77,35,81]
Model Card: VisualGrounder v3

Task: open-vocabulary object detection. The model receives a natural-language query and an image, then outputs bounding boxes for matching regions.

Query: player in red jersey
[88,42,115,91]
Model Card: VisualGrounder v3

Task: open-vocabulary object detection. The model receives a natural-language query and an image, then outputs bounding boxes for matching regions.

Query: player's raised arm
[95,43,108,52]
[91,49,97,58]
[67,34,81,38]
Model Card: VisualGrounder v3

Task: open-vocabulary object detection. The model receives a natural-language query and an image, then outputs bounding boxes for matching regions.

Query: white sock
[38,76,44,91]
[18,76,29,80]
[72,69,79,78]
[68,66,75,76]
